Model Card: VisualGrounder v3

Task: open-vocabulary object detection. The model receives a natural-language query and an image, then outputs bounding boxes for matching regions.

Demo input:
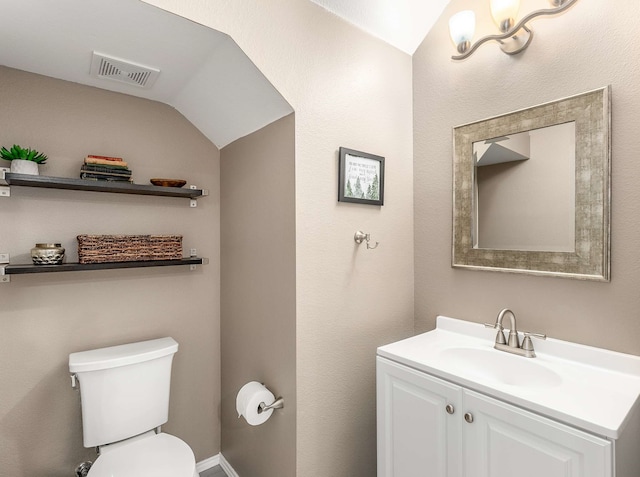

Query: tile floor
[200,464,228,477]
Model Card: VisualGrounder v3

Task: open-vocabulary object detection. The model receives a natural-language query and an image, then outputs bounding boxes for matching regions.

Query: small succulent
[0,144,48,164]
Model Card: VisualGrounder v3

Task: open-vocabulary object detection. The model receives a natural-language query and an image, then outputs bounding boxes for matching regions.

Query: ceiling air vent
[90,52,160,89]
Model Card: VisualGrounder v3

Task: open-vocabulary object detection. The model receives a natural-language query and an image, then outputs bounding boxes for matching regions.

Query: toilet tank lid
[69,337,178,373]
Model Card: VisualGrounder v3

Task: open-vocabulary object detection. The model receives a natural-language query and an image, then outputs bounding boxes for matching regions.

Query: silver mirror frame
[452,86,611,281]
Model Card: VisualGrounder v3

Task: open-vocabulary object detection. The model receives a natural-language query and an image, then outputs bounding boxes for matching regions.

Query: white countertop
[377,316,640,439]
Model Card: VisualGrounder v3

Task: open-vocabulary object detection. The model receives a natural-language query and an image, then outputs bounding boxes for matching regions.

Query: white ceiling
[0,0,446,149]
[309,0,450,54]
[0,0,293,149]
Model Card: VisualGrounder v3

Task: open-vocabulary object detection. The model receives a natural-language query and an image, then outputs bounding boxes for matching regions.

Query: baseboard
[196,454,220,473]
[219,453,240,477]
[195,453,239,476]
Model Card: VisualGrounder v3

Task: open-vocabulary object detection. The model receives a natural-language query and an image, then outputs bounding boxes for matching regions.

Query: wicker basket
[77,234,183,264]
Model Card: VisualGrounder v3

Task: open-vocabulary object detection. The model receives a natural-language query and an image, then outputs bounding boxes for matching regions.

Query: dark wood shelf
[2,173,206,199]
[1,173,208,282]
[4,257,205,275]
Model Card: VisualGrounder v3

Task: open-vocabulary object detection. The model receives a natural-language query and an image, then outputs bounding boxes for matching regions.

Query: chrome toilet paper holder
[258,397,285,414]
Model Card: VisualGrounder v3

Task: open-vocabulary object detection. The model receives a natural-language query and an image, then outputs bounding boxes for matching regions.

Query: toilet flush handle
[70,373,78,389]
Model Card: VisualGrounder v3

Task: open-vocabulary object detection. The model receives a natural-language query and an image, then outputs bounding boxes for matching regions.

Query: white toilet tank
[69,337,178,448]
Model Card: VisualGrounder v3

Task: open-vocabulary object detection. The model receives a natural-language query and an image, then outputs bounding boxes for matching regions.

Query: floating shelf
[0,171,209,282]
[4,257,207,275]
[1,173,207,199]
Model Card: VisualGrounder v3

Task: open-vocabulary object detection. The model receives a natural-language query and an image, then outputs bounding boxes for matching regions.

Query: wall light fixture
[449,0,579,61]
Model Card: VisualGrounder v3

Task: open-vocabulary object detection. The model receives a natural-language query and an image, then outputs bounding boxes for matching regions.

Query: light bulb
[490,0,521,32]
[449,10,476,53]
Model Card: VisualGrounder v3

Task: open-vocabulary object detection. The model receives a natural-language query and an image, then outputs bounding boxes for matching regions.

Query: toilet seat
[87,432,196,477]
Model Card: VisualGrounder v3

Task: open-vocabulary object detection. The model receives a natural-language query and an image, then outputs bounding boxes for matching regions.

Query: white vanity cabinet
[377,356,463,477]
[463,387,611,477]
[377,357,613,477]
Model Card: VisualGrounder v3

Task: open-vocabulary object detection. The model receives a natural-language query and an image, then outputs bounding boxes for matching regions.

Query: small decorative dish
[150,178,187,188]
[31,243,65,265]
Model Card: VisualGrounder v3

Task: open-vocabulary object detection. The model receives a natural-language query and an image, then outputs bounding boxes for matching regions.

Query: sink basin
[439,347,563,388]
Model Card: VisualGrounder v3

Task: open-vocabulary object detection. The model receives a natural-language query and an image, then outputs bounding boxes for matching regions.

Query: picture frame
[338,147,385,206]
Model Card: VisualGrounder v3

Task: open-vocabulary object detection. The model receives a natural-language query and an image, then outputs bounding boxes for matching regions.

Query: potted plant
[0,144,48,175]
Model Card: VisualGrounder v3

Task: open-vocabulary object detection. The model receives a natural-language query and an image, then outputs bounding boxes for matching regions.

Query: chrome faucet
[484,308,546,358]
[497,308,520,348]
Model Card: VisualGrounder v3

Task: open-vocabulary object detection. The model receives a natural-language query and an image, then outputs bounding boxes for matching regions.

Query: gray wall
[220,114,296,476]
[0,67,221,476]
[414,0,640,354]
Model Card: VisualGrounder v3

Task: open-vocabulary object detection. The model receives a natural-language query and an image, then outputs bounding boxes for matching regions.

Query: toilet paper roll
[236,381,276,426]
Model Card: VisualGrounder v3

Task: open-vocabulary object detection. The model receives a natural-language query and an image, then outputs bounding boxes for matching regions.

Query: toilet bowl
[69,337,198,477]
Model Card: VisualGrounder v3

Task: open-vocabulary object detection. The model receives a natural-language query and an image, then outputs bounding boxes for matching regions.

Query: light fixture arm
[452,0,578,61]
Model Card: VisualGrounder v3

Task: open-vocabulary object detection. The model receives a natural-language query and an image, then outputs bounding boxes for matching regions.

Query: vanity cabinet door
[463,389,613,477]
[377,357,462,477]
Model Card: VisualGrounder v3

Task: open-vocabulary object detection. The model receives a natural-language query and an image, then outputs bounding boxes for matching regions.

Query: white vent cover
[90,52,160,89]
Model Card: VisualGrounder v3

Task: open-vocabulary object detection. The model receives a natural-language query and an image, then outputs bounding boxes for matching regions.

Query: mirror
[452,87,610,281]
[474,122,576,252]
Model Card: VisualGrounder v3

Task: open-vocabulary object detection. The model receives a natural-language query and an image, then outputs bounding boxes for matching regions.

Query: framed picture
[338,147,385,206]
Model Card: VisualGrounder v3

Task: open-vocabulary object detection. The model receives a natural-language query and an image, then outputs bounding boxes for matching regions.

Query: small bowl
[150,178,187,188]
[31,243,65,265]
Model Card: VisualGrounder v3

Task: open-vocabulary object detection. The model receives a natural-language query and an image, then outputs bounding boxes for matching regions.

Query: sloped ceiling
[309,0,450,54]
[0,0,293,149]
[0,0,448,148]
[475,135,531,167]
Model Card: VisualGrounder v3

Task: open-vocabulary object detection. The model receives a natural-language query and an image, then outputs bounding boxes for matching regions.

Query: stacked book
[80,155,132,182]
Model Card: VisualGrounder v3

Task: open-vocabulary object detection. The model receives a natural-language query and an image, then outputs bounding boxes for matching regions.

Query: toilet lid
[88,433,195,477]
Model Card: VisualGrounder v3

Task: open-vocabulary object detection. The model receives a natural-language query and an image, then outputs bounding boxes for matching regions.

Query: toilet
[68,337,198,477]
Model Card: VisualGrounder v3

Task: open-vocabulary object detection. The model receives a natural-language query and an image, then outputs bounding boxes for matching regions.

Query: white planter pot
[10,159,39,175]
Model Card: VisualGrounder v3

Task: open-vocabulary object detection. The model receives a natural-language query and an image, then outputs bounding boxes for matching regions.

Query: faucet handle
[522,331,547,341]
[521,332,546,356]
[484,322,501,329]
[484,322,507,345]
